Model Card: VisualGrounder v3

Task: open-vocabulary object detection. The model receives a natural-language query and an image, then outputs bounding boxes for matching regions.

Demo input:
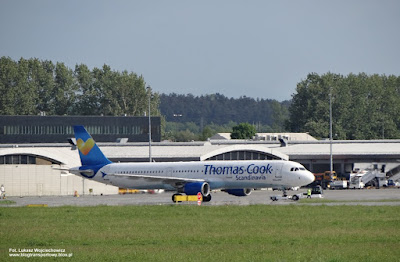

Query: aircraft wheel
[202,194,212,202]
[292,195,299,201]
[172,193,182,203]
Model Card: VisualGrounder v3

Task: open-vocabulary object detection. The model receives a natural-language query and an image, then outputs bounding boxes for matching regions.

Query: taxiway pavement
[3,188,400,207]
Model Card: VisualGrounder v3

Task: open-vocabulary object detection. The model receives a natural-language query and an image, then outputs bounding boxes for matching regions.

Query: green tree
[0,57,162,118]
[0,57,39,115]
[0,57,18,115]
[160,93,289,131]
[94,65,120,116]
[288,72,400,139]
[52,62,77,115]
[269,100,289,132]
[32,59,55,114]
[75,63,98,115]
[15,58,37,114]
[231,123,256,139]
[199,126,214,141]
[175,129,197,142]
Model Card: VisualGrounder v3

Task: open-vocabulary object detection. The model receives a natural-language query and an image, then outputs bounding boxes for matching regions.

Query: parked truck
[330,180,348,190]
[313,171,337,189]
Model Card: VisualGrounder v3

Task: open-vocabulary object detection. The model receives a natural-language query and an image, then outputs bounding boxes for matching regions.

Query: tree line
[0,57,160,117]
[287,72,400,139]
[160,93,290,130]
[2,57,400,140]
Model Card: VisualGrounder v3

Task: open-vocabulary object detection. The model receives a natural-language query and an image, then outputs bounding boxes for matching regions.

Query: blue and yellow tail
[73,125,112,166]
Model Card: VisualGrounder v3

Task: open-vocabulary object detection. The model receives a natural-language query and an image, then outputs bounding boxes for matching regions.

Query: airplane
[69,125,315,202]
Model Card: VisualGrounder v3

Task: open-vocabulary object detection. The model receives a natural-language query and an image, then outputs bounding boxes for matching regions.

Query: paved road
[2,188,400,207]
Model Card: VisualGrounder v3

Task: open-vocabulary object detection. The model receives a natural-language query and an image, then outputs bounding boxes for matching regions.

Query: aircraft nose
[304,171,315,184]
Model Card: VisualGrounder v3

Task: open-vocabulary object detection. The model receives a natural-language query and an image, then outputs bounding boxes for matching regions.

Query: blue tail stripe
[73,125,112,166]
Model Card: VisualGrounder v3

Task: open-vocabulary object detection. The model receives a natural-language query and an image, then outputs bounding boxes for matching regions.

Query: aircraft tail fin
[73,125,112,166]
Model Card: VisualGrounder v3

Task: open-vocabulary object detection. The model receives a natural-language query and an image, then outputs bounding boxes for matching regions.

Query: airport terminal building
[0,115,161,143]
[1,117,400,197]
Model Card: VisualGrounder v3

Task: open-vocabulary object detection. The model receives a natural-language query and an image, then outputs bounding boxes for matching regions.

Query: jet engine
[224,188,252,196]
[183,182,210,196]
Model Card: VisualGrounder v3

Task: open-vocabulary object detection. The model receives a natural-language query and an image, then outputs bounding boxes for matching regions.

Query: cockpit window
[291,167,306,172]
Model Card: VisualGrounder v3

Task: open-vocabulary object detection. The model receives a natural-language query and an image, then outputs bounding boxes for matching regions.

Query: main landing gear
[202,194,212,202]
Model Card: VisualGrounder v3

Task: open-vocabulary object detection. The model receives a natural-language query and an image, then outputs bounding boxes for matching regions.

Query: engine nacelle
[183,182,210,196]
[225,188,252,197]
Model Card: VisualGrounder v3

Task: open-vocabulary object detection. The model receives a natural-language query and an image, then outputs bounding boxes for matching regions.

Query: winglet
[73,125,112,166]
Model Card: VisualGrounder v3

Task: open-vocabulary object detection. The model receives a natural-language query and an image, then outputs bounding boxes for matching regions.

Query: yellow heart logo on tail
[77,138,95,155]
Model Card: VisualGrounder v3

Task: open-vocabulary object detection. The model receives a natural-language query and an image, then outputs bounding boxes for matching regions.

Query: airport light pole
[147,86,152,162]
[329,88,333,178]
[173,113,183,141]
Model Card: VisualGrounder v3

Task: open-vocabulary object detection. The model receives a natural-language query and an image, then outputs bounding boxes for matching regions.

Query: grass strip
[0,200,16,205]
[299,198,400,204]
[1,205,399,261]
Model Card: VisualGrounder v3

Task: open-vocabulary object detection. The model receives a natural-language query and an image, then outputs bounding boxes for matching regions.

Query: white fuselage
[85,160,314,190]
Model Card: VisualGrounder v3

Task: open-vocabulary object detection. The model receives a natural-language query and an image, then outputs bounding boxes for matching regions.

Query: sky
[1,0,399,101]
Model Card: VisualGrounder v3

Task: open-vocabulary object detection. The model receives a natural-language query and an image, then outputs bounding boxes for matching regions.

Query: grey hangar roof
[99,142,289,162]
[1,139,400,165]
[274,140,400,162]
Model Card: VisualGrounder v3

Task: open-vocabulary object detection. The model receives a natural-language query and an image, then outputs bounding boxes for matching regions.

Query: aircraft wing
[108,173,205,187]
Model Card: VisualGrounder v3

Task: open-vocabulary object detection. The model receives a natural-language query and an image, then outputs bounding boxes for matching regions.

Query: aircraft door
[166,167,173,177]
[273,163,284,181]
[275,163,284,178]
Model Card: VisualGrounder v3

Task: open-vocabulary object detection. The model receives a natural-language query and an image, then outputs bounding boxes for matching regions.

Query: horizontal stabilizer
[69,169,94,176]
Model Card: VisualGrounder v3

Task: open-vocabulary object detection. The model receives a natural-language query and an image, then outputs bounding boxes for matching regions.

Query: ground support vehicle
[330,180,348,190]
[270,193,302,201]
[313,171,337,189]
[301,185,324,198]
